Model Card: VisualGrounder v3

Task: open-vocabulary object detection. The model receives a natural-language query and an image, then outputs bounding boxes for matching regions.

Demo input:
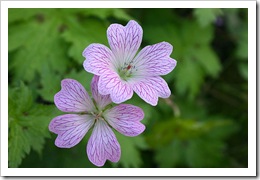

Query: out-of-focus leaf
[192,46,222,78]
[8,83,55,167]
[8,8,53,24]
[181,21,214,45]
[236,27,248,60]
[194,8,223,27]
[59,8,133,21]
[62,17,108,64]
[112,132,148,168]
[155,140,183,168]
[174,57,204,98]
[186,138,226,167]
[238,63,248,79]
[146,118,236,148]
[9,14,69,82]
[152,118,237,168]
[143,23,182,59]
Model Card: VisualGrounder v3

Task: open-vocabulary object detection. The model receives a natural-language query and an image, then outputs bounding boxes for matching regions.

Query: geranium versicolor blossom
[83,20,177,106]
[49,75,145,167]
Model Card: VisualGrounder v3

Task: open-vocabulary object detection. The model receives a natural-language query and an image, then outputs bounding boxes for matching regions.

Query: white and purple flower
[83,20,177,106]
[49,75,145,167]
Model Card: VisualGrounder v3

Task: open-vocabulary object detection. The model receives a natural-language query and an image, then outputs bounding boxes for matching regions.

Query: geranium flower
[83,20,177,106]
[49,75,145,167]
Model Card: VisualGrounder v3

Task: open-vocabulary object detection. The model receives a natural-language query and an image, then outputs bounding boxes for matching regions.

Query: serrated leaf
[194,8,223,27]
[38,65,62,102]
[62,17,108,64]
[9,11,69,82]
[8,123,31,168]
[8,83,55,167]
[112,132,148,168]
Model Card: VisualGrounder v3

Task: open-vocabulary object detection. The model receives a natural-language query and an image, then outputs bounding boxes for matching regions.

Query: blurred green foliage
[8,8,248,168]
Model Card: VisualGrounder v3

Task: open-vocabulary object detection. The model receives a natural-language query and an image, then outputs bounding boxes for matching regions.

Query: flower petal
[107,20,143,67]
[133,42,177,76]
[130,76,171,105]
[83,43,116,75]
[98,71,133,104]
[143,76,171,98]
[49,114,95,148]
[91,75,112,110]
[104,104,145,137]
[54,79,95,112]
[87,119,121,167]
[131,78,159,106]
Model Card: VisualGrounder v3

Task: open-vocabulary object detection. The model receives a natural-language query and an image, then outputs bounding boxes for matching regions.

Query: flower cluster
[49,20,177,167]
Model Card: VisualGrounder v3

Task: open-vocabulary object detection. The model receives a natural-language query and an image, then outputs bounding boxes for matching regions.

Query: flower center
[118,63,136,81]
[91,111,103,121]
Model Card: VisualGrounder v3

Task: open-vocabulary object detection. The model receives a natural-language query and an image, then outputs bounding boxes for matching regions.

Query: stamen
[118,63,137,80]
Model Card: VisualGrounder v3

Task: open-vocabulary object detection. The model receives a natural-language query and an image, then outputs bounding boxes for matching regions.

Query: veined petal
[130,78,159,106]
[98,72,133,104]
[54,79,95,112]
[130,76,171,106]
[133,42,177,76]
[91,75,112,110]
[83,43,116,75]
[143,76,171,98]
[49,114,95,148]
[107,20,143,67]
[87,119,121,167]
[104,104,145,137]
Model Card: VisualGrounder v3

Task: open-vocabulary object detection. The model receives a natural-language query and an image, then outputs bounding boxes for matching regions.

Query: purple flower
[49,75,145,167]
[83,20,177,106]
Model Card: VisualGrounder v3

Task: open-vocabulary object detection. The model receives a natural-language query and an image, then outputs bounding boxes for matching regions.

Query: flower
[83,20,177,106]
[49,75,145,167]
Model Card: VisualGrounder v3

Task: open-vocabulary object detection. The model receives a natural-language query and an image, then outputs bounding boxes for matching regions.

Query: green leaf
[8,83,55,167]
[62,17,108,64]
[236,26,248,60]
[151,118,237,167]
[186,138,226,167]
[81,8,133,21]
[38,65,62,102]
[143,23,183,59]
[194,8,223,27]
[8,8,52,24]
[181,21,214,46]
[192,46,222,78]
[64,69,94,92]
[174,56,204,98]
[59,8,133,21]
[238,62,248,79]
[9,11,69,82]
[155,140,183,167]
[8,123,31,168]
[147,118,236,148]
[112,132,148,168]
